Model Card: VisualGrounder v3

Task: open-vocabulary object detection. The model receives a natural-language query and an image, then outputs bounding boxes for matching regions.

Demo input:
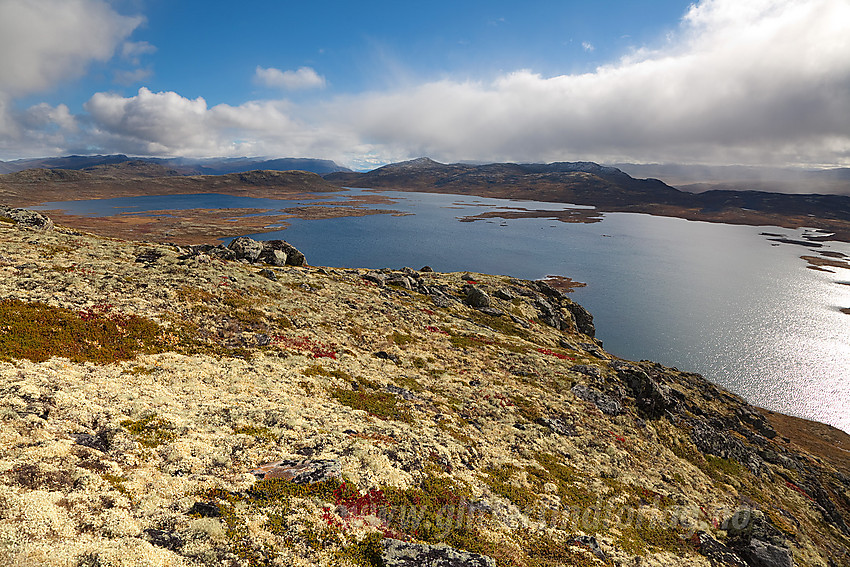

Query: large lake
[35,189,850,432]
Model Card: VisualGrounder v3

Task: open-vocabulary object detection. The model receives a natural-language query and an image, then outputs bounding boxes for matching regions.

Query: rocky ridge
[0,211,849,567]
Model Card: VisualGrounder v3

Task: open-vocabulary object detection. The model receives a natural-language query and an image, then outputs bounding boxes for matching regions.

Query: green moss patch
[329,388,413,423]
[120,415,177,448]
[0,299,164,363]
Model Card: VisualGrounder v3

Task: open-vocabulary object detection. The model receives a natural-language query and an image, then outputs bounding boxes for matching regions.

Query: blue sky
[1,0,849,168]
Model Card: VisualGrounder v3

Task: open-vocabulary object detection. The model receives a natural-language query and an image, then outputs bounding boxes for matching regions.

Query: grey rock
[569,364,604,381]
[261,239,306,266]
[568,535,607,562]
[386,384,416,400]
[692,421,763,475]
[564,300,595,337]
[209,245,237,261]
[382,538,496,567]
[494,287,515,300]
[0,205,54,231]
[144,528,183,551]
[258,268,277,281]
[692,531,747,566]
[249,459,340,484]
[571,384,623,416]
[265,249,288,266]
[75,428,116,453]
[535,416,577,436]
[476,307,504,317]
[465,286,491,308]
[386,275,413,290]
[363,272,386,286]
[228,237,264,262]
[741,539,794,567]
[614,362,674,419]
[509,314,531,328]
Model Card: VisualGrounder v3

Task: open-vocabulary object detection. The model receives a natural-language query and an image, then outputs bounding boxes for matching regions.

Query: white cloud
[81,87,363,159]
[0,0,142,96]
[254,66,327,90]
[121,40,157,64]
[581,41,594,52]
[114,67,154,86]
[0,0,141,157]
[335,0,850,166]
[5,0,850,168]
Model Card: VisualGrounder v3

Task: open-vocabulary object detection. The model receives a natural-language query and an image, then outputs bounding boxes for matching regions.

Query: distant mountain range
[615,163,850,196]
[0,154,351,176]
[327,157,850,240]
[3,154,850,241]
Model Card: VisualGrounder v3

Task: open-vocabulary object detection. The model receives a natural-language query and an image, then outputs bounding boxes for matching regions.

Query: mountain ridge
[326,157,850,240]
[0,154,352,176]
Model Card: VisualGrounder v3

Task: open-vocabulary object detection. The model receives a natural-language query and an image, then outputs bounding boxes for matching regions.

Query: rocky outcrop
[613,361,675,418]
[0,205,53,230]
[381,539,496,567]
[464,286,491,309]
[179,236,306,266]
[724,510,794,567]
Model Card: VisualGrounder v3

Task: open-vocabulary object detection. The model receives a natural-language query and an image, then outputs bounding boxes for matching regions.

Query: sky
[0,0,849,170]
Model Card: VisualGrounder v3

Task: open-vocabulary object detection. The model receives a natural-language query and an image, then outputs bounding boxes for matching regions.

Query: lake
[35,188,850,432]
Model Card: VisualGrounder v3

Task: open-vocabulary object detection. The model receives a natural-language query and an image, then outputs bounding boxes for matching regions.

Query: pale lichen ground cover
[1,220,848,567]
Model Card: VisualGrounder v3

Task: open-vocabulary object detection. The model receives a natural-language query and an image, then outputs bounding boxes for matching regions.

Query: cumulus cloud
[0,0,142,96]
[6,0,850,168]
[336,0,850,166]
[581,42,594,52]
[82,87,362,159]
[0,0,141,157]
[254,66,327,90]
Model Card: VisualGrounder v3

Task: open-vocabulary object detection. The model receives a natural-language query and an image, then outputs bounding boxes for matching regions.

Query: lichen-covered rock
[249,459,341,483]
[228,236,264,262]
[614,361,675,418]
[262,239,305,266]
[571,383,623,416]
[464,285,491,308]
[381,538,496,567]
[0,205,54,230]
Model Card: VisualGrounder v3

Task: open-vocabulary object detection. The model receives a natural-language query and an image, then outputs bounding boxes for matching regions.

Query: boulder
[725,510,794,567]
[465,286,491,309]
[382,538,496,567]
[691,531,747,566]
[228,236,264,262]
[0,205,54,231]
[691,421,763,475]
[262,239,305,266]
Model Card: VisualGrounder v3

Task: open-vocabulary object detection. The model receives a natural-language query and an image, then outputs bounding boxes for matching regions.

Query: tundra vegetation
[0,213,848,567]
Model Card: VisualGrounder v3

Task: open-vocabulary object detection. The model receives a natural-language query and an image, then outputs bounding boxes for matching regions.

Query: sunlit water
[35,189,850,432]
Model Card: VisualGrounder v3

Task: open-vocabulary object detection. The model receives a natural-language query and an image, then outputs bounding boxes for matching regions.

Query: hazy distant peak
[383,157,445,170]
